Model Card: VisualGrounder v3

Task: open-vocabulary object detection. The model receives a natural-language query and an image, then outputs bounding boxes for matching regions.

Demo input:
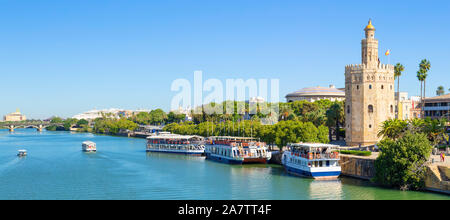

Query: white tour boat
[82,141,97,152]
[204,136,272,164]
[282,143,341,180]
[146,134,205,156]
[17,149,27,157]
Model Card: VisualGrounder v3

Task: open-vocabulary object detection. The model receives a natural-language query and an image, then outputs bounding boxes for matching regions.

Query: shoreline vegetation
[46,100,346,152]
[2,100,448,193]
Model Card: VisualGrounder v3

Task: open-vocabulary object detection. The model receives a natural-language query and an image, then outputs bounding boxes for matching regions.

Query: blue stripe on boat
[205,153,243,164]
[285,165,340,178]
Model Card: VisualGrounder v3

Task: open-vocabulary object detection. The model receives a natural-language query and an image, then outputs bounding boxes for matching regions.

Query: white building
[286,85,345,103]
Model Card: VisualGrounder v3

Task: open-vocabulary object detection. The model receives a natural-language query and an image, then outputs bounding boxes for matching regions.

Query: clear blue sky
[1,0,449,119]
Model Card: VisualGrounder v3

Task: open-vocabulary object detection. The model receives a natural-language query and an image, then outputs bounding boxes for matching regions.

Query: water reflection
[0,129,448,200]
[308,179,344,200]
[146,152,205,162]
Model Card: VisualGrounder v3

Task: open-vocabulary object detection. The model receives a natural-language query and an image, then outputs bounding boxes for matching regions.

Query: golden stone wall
[345,21,395,146]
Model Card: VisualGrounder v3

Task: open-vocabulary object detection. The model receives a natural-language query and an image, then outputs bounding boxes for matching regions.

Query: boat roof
[288,143,340,148]
[18,149,27,152]
[209,136,259,141]
[82,141,96,145]
[147,134,204,140]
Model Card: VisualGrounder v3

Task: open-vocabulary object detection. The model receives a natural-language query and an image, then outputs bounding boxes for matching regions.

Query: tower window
[368,105,374,113]
[347,106,350,114]
[390,105,394,113]
[369,124,372,128]
[357,85,359,90]
[369,85,372,89]
[381,85,384,89]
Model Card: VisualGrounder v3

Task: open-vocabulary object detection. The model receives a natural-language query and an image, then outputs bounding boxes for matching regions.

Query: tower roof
[365,19,375,30]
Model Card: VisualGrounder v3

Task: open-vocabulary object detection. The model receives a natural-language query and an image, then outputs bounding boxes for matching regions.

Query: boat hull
[284,164,341,180]
[242,157,268,164]
[205,153,244,164]
[146,149,204,156]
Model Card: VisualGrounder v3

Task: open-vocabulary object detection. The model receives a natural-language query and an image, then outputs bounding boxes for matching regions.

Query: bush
[373,132,432,191]
[339,150,372,156]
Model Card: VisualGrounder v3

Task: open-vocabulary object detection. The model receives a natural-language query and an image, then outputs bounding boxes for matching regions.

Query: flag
[385,49,390,56]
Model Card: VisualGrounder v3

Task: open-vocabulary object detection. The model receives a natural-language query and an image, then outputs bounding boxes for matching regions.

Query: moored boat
[282,143,341,180]
[204,136,271,164]
[146,134,205,156]
[82,141,97,152]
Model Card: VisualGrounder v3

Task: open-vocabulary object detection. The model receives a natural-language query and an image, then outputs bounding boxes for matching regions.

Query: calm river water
[0,129,448,200]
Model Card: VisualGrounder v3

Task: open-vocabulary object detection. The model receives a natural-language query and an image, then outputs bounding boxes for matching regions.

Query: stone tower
[345,20,395,146]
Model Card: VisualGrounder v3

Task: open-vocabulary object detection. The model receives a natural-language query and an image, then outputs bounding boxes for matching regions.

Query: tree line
[163,120,329,151]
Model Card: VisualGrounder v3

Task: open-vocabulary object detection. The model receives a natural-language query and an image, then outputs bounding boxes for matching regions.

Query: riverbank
[17,127,450,196]
[1,129,448,200]
[269,150,450,195]
[339,154,450,195]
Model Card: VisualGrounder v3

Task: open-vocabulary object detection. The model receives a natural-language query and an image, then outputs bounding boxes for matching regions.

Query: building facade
[285,85,345,103]
[3,109,27,122]
[345,20,395,146]
[423,94,450,120]
[394,92,421,120]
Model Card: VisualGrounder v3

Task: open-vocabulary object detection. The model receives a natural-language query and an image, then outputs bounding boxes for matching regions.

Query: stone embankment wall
[269,151,282,165]
[339,155,376,180]
[425,165,450,195]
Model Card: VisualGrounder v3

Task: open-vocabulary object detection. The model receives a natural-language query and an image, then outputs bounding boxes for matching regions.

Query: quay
[271,147,450,195]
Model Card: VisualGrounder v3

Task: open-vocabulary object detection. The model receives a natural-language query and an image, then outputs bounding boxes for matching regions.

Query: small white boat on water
[82,141,97,152]
[282,143,341,180]
[17,150,27,157]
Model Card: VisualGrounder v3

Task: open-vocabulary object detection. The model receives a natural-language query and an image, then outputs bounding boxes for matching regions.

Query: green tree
[377,119,408,140]
[394,63,405,119]
[374,132,432,190]
[422,118,449,146]
[50,117,63,124]
[326,101,344,141]
[63,118,78,130]
[132,112,152,125]
[436,86,445,96]
[148,109,167,125]
[76,119,89,127]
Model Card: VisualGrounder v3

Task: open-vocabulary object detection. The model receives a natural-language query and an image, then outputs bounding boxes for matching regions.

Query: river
[0,129,448,200]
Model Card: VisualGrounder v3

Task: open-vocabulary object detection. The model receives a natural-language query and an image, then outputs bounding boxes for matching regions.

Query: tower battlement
[345,64,394,72]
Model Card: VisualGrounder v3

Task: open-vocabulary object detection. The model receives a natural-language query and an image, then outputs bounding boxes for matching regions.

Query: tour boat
[146,134,205,156]
[204,136,272,164]
[17,149,27,157]
[282,143,341,180]
[82,141,97,152]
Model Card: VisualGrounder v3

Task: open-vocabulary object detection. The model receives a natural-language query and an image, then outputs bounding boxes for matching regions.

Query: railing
[290,152,340,160]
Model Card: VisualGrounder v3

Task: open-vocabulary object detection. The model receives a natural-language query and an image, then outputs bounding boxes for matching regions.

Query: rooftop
[286,85,345,98]
[425,94,450,102]
[288,143,340,148]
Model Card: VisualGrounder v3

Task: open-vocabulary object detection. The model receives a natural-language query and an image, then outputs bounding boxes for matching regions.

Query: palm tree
[419,59,431,116]
[394,63,405,119]
[378,119,408,140]
[423,118,449,146]
[417,70,425,116]
[436,86,445,96]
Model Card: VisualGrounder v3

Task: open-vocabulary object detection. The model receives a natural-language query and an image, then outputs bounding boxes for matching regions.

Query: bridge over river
[0,121,64,132]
